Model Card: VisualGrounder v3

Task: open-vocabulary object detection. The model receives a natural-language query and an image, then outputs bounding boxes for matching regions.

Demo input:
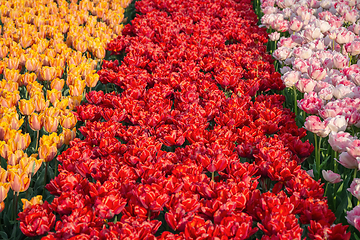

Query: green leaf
[354,232,360,240]
[0,231,8,239]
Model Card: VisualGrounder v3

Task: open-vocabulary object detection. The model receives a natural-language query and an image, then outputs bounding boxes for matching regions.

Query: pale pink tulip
[269,32,280,41]
[273,47,292,61]
[307,64,327,80]
[333,85,355,99]
[336,28,355,44]
[347,139,360,159]
[304,27,323,42]
[306,169,314,178]
[333,54,349,69]
[293,47,312,59]
[318,86,334,100]
[282,71,300,87]
[346,205,360,231]
[325,115,347,133]
[298,92,324,115]
[293,58,309,73]
[348,179,360,200]
[322,170,343,183]
[289,17,303,32]
[329,132,357,153]
[344,9,358,24]
[304,115,330,137]
[295,78,316,93]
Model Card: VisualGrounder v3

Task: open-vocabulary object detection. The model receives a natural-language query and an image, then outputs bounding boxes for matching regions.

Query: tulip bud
[28,113,43,131]
[19,99,35,116]
[74,39,88,53]
[67,96,82,110]
[38,143,57,162]
[20,156,42,176]
[40,66,57,81]
[20,34,34,49]
[85,73,99,88]
[94,46,106,59]
[43,116,59,133]
[8,150,25,166]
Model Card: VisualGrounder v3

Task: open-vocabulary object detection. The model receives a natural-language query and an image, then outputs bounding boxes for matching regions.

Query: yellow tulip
[21,195,43,210]
[43,115,59,133]
[0,182,10,202]
[60,112,77,129]
[38,142,57,163]
[19,98,35,116]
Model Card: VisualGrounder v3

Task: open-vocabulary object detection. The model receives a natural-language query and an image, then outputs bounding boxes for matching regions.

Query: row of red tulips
[18,0,351,238]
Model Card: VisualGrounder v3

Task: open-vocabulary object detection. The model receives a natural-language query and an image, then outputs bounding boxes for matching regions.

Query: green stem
[212,171,214,182]
[293,86,298,116]
[148,210,151,221]
[314,134,319,178]
[35,130,39,151]
[354,169,358,181]
[334,151,338,173]
[44,162,48,188]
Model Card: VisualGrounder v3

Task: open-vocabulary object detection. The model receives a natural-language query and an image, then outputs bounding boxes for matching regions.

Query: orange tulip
[22,195,43,210]
[20,34,33,49]
[40,66,57,81]
[0,167,7,183]
[43,107,61,118]
[33,93,49,112]
[7,57,20,70]
[47,89,62,104]
[2,112,24,130]
[28,113,43,131]
[20,72,37,86]
[44,115,59,133]
[53,98,69,111]
[94,46,106,59]
[0,182,10,202]
[20,156,42,176]
[69,79,86,97]
[0,201,4,214]
[8,170,30,193]
[0,141,13,160]
[85,73,99,88]
[62,127,76,145]
[19,98,35,116]
[40,132,63,149]
[14,132,31,151]
[4,68,20,82]
[25,57,41,72]
[0,45,9,58]
[73,39,88,53]
[38,143,57,162]
[8,150,25,166]
[67,95,82,110]
[60,112,77,129]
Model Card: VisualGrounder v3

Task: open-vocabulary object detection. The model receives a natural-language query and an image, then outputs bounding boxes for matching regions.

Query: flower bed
[258,0,360,234]
[15,0,351,238]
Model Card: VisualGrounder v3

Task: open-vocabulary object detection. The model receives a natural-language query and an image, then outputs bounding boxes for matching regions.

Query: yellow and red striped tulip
[25,57,41,72]
[47,89,62,104]
[40,66,57,81]
[43,115,59,133]
[7,170,30,193]
[51,78,65,91]
[62,127,76,145]
[38,142,57,163]
[0,182,10,202]
[85,73,99,88]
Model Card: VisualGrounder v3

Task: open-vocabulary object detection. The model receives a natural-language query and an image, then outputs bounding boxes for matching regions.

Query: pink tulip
[293,58,309,73]
[329,132,357,152]
[333,54,349,69]
[346,205,360,231]
[295,78,316,93]
[322,170,343,183]
[317,20,331,33]
[347,139,360,159]
[282,71,300,87]
[325,115,347,133]
[346,41,360,56]
[306,169,314,178]
[304,115,330,137]
[344,9,358,24]
[336,152,359,169]
[289,17,303,32]
[333,85,355,99]
[307,64,327,80]
[298,92,324,115]
[269,32,280,41]
[278,37,297,49]
[273,47,292,61]
[304,27,323,42]
[336,28,355,45]
[293,47,312,59]
[348,179,360,200]
[318,86,334,100]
